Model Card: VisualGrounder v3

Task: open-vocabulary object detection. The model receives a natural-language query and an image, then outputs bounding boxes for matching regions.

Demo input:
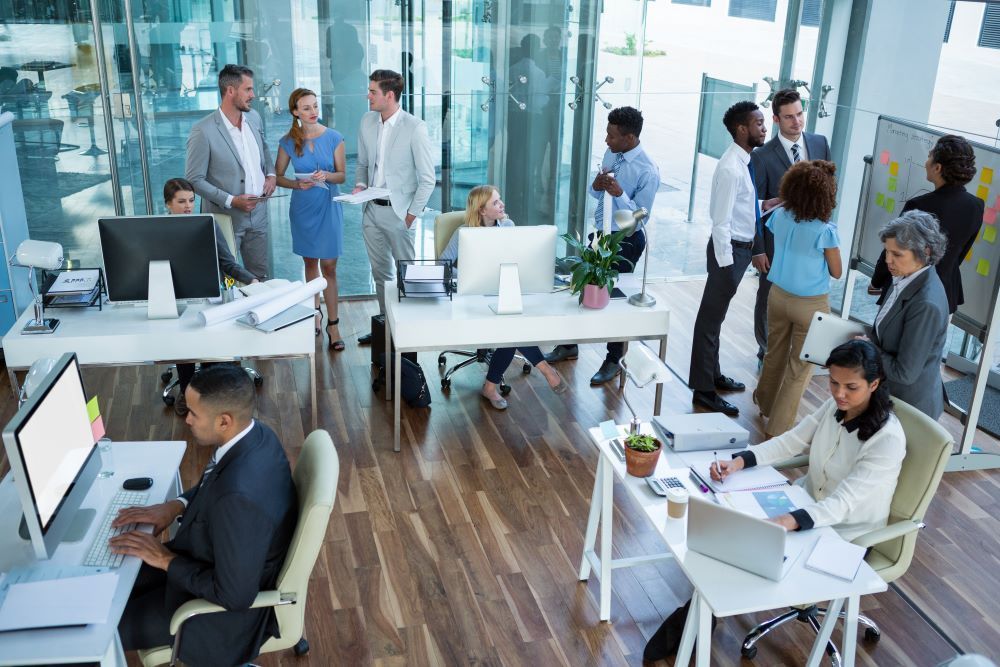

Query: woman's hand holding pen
[710,456,744,482]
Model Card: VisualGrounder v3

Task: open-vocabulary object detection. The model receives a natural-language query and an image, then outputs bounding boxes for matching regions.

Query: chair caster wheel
[864,627,881,642]
[441,379,451,390]
[253,375,264,387]
[499,384,511,396]
[160,371,172,384]
[438,355,446,365]
[293,637,309,655]
[163,395,175,407]
[741,645,757,659]
[522,364,531,375]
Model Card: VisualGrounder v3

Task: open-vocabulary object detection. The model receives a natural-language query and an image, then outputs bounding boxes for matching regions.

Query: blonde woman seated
[442,185,567,410]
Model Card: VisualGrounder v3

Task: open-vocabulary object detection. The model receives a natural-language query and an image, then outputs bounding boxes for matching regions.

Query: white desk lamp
[11,240,64,335]
[617,207,654,307]
[619,340,672,434]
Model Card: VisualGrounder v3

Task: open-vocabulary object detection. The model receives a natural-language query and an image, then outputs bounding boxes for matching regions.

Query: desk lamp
[621,208,654,307]
[619,341,671,434]
[10,240,64,334]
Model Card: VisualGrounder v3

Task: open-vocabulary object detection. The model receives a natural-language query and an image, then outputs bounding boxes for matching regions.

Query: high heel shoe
[326,318,345,351]
[549,369,568,395]
[314,308,322,337]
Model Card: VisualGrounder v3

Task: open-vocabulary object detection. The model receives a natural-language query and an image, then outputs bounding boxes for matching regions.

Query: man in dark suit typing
[750,88,831,362]
[110,365,298,667]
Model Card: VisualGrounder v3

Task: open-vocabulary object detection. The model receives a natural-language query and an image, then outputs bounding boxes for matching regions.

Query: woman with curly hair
[754,160,842,437]
[870,134,984,314]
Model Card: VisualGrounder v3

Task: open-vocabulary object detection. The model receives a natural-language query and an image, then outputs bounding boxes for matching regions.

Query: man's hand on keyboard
[112,499,184,536]
[109,530,176,571]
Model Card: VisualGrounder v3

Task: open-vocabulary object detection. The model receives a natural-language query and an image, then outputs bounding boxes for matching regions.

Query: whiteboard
[852,116,1000,338]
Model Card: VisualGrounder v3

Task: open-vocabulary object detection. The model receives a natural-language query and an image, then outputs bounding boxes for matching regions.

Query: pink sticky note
[879,150,890,165]
[986,208,998,225]
[91,414,106,442]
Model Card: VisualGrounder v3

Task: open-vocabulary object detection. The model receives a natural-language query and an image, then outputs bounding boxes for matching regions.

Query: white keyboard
[81,489,150,568]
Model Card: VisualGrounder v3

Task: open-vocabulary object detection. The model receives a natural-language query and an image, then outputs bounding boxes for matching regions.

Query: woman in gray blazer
[870,210,950,418]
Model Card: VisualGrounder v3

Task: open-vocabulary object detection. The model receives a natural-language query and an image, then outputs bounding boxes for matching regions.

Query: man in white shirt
[352,69,436,343]
[186,64,277,279]
[688,101,768,416]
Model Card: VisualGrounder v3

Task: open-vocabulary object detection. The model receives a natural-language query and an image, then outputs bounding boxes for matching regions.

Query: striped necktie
[791,143,801,163]
[594,152,626,226]
[198,450,219,489]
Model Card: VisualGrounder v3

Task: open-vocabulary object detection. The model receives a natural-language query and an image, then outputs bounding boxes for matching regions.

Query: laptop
[687,495,803,581]
[799,313,866,366]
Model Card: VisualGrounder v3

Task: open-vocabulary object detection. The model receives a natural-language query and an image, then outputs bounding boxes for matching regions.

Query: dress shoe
[481,392,508,410]
[173,390,189,417]
[590,360,621,386]
[714,374,745,392]
[358,332,372,345]
[692,390,739,416]
[643,600,717,662]
[543,344,579,363]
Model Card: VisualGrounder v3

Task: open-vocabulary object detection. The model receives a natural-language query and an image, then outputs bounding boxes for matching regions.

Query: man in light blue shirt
[544,106,661,385]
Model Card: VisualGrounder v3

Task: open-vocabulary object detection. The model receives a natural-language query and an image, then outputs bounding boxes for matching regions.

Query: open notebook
[681,450,789,493]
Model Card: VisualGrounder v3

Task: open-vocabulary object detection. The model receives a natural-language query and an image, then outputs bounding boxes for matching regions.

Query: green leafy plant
[603,32,667,57]
[624,433,660,453]
[560,230,633,303]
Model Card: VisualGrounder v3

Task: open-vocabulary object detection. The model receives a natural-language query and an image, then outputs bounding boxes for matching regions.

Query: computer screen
[2,353,100,559]
[456,224,557,295]
[98,214,221,303]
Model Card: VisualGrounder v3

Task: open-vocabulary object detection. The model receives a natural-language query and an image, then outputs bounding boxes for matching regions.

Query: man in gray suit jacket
[186,64,276,280]
[750,88,831,361]
[352,69,436,343]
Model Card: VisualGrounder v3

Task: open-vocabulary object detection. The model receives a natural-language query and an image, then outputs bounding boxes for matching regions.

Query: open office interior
[1,0,1000,665]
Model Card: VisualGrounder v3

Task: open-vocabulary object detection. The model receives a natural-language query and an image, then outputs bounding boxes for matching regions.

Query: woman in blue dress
[275,87,346,350]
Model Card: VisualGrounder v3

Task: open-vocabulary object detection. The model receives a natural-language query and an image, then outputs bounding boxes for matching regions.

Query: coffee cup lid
[666,487,689,502]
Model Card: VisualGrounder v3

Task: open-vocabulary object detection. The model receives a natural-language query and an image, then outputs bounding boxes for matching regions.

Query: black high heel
[327,318,345,351]
[314,308,322,337]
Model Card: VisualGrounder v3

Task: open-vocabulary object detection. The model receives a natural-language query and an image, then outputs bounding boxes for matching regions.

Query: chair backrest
[868,397,952,581]
[213,213,239,258]
[433,211,466,259]
[260,429,338,652]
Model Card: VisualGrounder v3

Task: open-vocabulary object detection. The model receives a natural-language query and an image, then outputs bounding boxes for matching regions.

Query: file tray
[40,267,105,311]
[396,260,454,300]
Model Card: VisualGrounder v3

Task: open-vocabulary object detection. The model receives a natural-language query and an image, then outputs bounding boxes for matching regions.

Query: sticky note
[879,150,890,165]
[86,396,100,422]
[90,415,106,442]
[986,208,998,225]
[977,259,990,277]
[888,177,897,192]
[885,198,895,213]
[983,167,994,185]
[985,226,997,244]
[889,162,899,176]
[978,185,990,202]
[876,193,885,207]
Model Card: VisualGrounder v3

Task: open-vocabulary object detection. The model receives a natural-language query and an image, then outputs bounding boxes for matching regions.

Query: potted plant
[623,432,662,478]
[560,230,633,309]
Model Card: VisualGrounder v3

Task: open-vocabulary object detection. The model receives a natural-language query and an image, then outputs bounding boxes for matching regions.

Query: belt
[731,239,753,249]
[372,198,392,207]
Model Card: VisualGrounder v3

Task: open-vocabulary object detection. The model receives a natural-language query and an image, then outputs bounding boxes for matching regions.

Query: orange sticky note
[91,414,106,442]
[965,249,973,262]
[985,226,997,244]
[879,150,890,165]
[978,185,990,202]
[977,259,990,277]
[986,208,998,225]
[889,161,899,176]
[982,167,994,185]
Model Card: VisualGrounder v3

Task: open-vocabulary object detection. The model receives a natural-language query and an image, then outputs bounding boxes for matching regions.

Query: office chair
[740,397,953,666]
[159,213,263,406]
[138,429,339,666]
[432,211,530,394]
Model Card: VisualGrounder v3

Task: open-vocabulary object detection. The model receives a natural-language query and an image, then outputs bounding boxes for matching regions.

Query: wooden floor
[3,276,999,666]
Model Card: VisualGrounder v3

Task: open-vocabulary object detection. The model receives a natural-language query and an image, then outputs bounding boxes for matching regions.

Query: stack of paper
[0,567,118,631]
[333,187,392,205]
[804,534,866,581]
[45,269,101,306]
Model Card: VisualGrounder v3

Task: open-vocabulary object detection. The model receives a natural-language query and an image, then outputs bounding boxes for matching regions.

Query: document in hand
[0,569,118,630]
[804,534,866,582]
[333,187,392,205]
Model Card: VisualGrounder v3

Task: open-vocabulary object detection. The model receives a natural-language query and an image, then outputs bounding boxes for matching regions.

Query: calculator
[645,476,685,496]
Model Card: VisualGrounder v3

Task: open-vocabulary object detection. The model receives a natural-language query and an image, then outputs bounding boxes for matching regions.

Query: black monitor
[98,214,220,317]
[1,353,100,559]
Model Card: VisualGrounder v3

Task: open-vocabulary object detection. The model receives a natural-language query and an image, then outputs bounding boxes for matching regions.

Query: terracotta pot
[582,284,611,309]
[624,439,662,478]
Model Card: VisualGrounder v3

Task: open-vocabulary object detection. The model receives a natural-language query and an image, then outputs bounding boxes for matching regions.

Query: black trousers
[688,239,753,392]
[753,226,776,358]
[176,361,222,391]
[118,564,174,652]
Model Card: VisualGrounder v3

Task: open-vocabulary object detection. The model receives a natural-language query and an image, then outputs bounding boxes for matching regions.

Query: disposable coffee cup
[666,487,689,519]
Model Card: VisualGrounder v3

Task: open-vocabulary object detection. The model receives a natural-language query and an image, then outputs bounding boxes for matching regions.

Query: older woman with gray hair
[870,210,950,418]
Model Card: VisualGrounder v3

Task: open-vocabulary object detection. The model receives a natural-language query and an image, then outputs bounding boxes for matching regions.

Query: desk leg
[578,462,603,581]
[654,336,667,415]
[100,630,127,666]
[695,594,712,667]
[393,348,402,453]
[618,341,628,394]
[7,369,20,401]
[675,590,700,666]
[310,352,318,431]
[384,316,392,402]
[806,597,844,667]
[597,456,614,621]
[842,594,859,666]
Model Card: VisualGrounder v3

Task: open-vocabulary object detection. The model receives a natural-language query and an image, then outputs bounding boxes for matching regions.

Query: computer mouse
[122,477,153,491]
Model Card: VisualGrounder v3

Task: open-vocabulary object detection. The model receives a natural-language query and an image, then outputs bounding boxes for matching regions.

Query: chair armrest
[169,590,285,635]
[773,455,809,471]
[850,520,922,550]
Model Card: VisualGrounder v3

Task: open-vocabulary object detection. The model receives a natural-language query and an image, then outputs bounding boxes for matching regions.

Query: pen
[713,450,723,485]
[688,470,709,494]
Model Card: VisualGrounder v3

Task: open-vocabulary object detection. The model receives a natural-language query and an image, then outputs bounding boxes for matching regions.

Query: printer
[652,413,749,452]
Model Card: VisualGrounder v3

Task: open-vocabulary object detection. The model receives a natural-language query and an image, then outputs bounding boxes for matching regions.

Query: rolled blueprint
[199,280,303,326]
[245,277,327,325]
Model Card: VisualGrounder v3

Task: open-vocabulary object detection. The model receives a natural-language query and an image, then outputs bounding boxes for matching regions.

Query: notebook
[804,533,866,582]
[799,312,866,366]
[681,450,789,493]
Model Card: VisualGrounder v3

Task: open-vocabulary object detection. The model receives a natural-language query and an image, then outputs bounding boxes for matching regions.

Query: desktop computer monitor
[456,225,557,313]
[2,353,101,560]
[98,214,220,318]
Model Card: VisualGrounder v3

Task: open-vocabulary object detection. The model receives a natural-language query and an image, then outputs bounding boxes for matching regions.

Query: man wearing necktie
[688,101,768,416]
[750,88,831,363]
[544,106,660,385]
[110,365,297,666]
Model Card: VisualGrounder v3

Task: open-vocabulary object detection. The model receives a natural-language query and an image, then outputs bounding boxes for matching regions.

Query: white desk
[0,441,186,666]
[383,282,671,451]
[2,302,317,429]
[578,424,887,667]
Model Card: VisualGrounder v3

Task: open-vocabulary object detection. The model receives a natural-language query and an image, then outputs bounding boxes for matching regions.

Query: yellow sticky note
[887,177,897,192]
[985,226,997,244]
[885,198,895,213]
[977,259,990,277]
[86,396,100,422]
[876,193,885,207]
[889,162,899,176]
[983,167,994,185]
[978,185,990,202]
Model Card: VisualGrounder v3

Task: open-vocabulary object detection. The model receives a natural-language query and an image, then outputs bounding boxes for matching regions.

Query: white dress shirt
[709,142,759,267]
[176,419,256,509]
[778,132,808,165]
[373,107,402,190]
[219,109,265,208]
[874,265,931,336]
